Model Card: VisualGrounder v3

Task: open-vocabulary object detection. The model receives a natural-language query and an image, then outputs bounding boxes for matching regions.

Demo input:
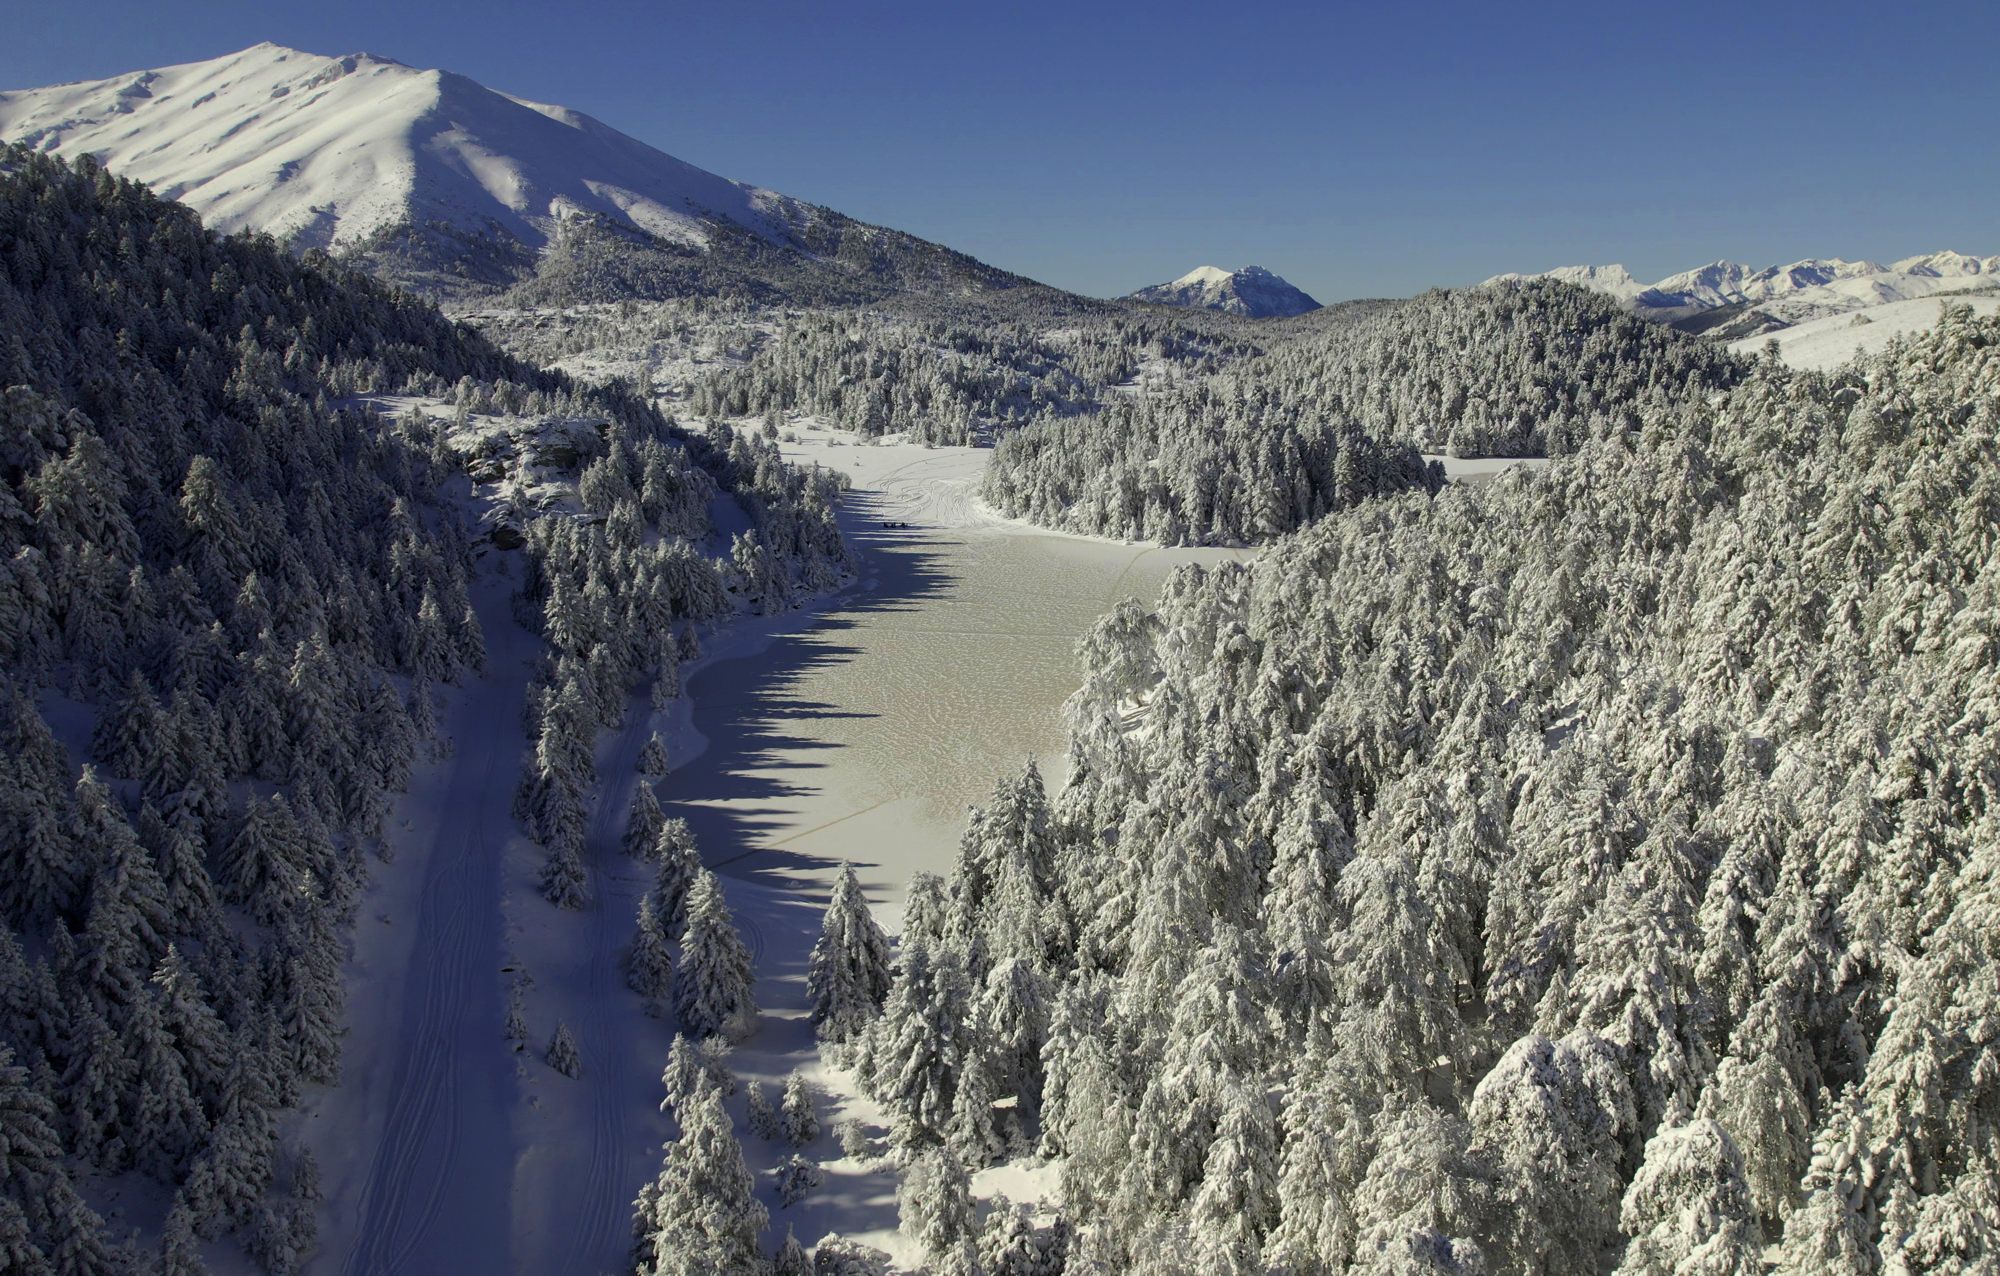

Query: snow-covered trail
[304,570,528,1276]
[524,699,655,1273]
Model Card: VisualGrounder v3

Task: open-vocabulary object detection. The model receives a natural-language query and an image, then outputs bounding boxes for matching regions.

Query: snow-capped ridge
[1489,250,2000,328]
[1173,265,1234,287]
[1485,264,1647,303]
[0,42,799,254]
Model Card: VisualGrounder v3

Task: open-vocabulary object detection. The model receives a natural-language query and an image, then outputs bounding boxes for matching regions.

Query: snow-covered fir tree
[627,895,675,1011]
[632,1077,767,1275]
[672,871,758,1041]
[780,1072,820,1148]
[747,1082,780,1141]
[546,1024,582,1079]
[807,865,893,1048]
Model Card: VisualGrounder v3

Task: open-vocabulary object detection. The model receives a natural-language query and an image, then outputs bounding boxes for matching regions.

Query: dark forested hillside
[851,307,2000,1272]
[0,145,846,1270]
[0,142,504,1269]
[982,281,1746,544]
[491,206,1036,311]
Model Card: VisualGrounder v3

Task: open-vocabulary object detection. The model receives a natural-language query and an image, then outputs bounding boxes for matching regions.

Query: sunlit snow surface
[670,431,1251,920]
[0,42,805,254]
[1727,293,2000,371]
[660,428,1251,1265]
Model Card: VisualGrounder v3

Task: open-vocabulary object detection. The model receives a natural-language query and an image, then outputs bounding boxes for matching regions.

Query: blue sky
[7,1,1996,301]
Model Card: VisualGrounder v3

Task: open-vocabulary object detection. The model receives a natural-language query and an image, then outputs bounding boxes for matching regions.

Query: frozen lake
[661,434,1252,922]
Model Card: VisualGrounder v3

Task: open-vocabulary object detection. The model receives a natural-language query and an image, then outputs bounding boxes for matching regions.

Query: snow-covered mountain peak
[0,42,810,256]
[1173,265,1234,287]
[1128,264,1321,318]
[0,42,1028,301]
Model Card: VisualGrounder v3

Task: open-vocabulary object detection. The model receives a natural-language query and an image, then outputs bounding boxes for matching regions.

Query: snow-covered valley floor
[299,426,1249,1274]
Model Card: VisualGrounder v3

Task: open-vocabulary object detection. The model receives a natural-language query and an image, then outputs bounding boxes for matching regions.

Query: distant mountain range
[1486,253,2000,338]
[1126,265,1322,318]
[0,43,1029,303]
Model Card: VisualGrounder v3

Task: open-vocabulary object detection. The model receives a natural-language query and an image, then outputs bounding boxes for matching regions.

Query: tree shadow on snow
[662,486,958,915]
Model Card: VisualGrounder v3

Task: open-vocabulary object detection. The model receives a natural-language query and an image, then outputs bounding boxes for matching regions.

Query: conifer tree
[899,1146,976,1264]
[870,940,973,1151]
[639,732,670,777]
[634,1081,768,1274]
[673,871,757,1041]
[775,1153,822,1208]
[158,1193,204,1276]
[774,1226,811,1276]
[747,1082,780,1141]
[627,895,675,1010]
[541,841,587,910]
[651,819,702,942]
[780,1072,820,1148]
[1614,1119,1763,1276]
[624,783,666,859]
[658,1034,705,1119]
[807,865,893,1046]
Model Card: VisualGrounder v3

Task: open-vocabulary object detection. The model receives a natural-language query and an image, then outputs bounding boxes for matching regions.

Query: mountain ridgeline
[0,43,1030,307]
[1490,251,2000,340]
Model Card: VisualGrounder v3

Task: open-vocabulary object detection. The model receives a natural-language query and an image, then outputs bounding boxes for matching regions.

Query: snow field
[1726,293,2000,371]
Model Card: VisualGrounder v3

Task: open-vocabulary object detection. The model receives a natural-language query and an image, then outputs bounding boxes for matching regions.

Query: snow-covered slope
[1486,252,2000,333]
[0,43,1024,300]
[1126,264,1321,317]
[0,43,800,251]
[1726,293,2000,371]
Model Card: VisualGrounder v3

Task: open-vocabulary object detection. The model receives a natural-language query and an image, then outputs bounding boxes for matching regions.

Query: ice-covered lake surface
[665,429,1253,923]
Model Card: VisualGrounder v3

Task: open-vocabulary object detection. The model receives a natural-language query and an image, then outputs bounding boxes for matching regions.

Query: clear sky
[7,1,1996,302]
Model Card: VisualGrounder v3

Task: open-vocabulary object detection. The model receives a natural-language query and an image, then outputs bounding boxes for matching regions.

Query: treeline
[983,281,1744,544]
[687,309,1262,445]
[980,383,1443,545]
[849,308,2000,1272]
[1246,279,1747,457]
[514,416,852,907]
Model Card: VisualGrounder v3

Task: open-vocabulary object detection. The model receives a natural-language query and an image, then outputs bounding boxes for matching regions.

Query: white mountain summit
[1126,264,1322,317]
[0,42,1022,300]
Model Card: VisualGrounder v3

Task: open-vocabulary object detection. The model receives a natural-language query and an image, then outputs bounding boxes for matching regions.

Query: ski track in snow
[568,704,652,1270]
[326,578,520,1276]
